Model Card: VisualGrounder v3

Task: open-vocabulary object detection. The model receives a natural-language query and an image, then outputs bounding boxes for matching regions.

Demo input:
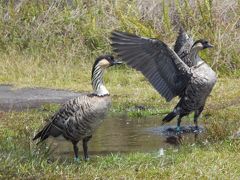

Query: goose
[111,30,217,132]
[33,55,122,161]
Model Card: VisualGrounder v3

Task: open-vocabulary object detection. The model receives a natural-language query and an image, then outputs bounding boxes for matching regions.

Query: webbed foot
[74,157,80,163]
[176,126,182,134]
[193,126,202,134]
[84,157,90,161]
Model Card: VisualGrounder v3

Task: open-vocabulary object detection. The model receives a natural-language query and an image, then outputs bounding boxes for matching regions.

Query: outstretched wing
[111,31,192,102]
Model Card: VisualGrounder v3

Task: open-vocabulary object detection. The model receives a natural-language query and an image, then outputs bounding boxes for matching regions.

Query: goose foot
[176,126,182,134]
[84,157,90,161]
[74,157,80,163]
[193,126,202,134]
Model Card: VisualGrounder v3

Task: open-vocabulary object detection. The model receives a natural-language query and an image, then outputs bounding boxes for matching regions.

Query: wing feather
[111,31,192,101]
[174,27,198,67]
[174,27,192,53]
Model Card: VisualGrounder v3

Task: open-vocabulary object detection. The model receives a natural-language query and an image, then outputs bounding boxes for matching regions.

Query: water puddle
[47,114,205,158]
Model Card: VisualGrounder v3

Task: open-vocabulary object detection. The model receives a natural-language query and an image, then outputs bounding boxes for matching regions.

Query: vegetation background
[0,0,240,179]
[0,0,239,88]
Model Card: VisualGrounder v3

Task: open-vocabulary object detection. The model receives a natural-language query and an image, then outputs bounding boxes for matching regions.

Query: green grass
[1,78,240,179]
[1,143,240,179]
[0,118,240,179]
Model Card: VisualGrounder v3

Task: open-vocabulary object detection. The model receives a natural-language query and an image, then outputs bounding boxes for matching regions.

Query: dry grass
[0,0,239,78]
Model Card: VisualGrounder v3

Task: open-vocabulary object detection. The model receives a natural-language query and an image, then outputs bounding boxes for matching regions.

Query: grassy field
[1,78,240,179]
[0,0,240,179]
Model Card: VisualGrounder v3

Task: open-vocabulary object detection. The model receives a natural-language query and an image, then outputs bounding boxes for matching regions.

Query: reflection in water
[165,135,183,146]
[47,114,204,158]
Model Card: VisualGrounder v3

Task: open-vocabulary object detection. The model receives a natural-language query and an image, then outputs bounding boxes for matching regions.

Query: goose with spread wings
[111,29,217,132]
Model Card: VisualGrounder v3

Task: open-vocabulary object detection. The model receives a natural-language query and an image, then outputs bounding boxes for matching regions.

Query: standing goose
[111,30,217,132]
[33,55,122,161]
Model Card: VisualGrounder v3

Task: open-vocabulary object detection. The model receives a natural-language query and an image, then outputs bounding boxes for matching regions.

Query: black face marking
[91,54,114,78]
[104,55,115,65]
[95,54,114,65]
[192,39,212,49]
[193,39,205,47]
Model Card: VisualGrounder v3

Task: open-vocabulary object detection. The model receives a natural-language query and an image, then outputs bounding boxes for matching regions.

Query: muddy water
[48,115,204,158]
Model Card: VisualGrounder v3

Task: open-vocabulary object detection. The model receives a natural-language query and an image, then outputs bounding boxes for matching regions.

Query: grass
[1,143,240,179]
[0,0,239,76]
[0,0,240,179]
[0,77,240,179]
[1,77,240,179]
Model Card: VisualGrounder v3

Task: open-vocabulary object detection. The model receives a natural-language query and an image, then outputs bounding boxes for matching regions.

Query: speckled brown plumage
[33,55,121,161]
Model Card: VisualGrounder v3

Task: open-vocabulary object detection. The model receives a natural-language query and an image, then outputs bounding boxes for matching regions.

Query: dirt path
[0,85,82,111]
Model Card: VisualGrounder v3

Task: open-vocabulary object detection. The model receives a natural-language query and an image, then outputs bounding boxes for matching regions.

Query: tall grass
[0,0,239,84]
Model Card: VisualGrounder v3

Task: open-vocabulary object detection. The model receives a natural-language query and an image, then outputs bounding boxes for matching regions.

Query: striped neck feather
[190,46,204,66]
[91,64,109,96]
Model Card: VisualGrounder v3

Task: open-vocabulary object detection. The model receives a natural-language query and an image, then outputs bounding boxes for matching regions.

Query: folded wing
[174,27,204,67]
[111,31,192,101]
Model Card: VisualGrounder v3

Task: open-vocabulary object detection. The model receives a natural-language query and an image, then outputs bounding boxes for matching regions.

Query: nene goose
[111,30,217,132]
[33,55,122,161]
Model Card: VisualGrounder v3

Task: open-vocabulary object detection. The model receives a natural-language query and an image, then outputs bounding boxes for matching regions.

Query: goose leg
[193,106,204,132]
[73,141,80,162]
[83,135,92,161]
[176,114,184,132]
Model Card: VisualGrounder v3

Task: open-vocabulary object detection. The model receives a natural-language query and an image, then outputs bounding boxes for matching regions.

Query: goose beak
[112,61,123,66]
[205,43,214,49]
